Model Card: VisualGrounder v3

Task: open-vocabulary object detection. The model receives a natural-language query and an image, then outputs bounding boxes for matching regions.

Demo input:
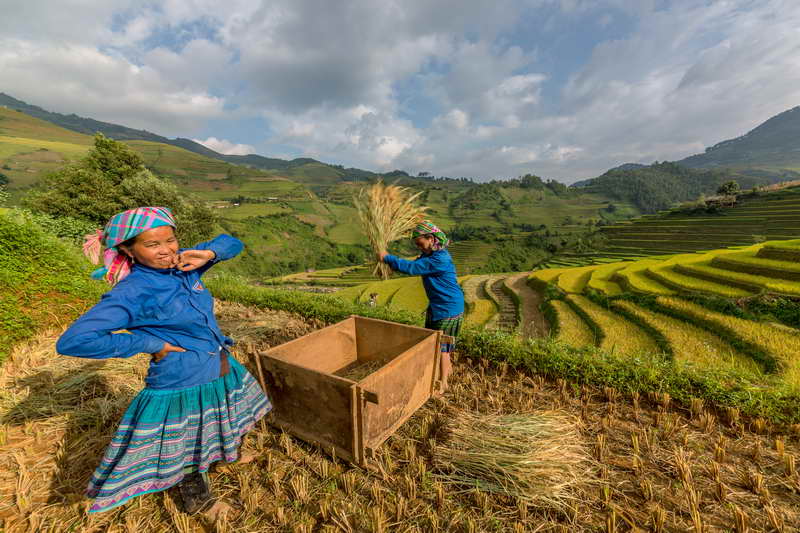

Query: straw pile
[432,410,592,511]
[354,180,427,280]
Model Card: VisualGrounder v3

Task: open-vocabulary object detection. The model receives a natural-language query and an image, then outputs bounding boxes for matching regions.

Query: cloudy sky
[2,0,799,182]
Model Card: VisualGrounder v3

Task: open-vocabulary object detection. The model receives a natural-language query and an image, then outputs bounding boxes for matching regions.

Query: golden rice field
[657,296,800,389]
[556,265,600,294]
[611,300,762,376]
[585,263,625,297]
[461,275,497,326]
[529,238,800,394]
[565,295,658,356]
[549,300,595,348]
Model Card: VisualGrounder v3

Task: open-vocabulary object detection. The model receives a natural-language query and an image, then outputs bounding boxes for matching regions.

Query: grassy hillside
[597,186,800,256]
[578,161,781,214]
[0,106,644,277]
[0,210,107,360]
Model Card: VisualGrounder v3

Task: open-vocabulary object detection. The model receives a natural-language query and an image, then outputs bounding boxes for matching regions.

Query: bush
[717,180,741,196]
[0,210,107,360]
[14,209,97,244]
[23,134,219,245]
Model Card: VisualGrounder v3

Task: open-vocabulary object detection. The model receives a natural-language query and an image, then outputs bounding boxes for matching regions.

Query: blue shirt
[383,249,464,321]
[56,234,243,390]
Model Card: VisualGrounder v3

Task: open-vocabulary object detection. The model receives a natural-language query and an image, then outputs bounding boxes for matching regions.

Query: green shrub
[0,210,107,361]
[23,134,219,246]
[14,209,97,244]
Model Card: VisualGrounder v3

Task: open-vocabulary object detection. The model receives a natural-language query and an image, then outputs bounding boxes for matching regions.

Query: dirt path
[506,272,550,339]
[488,277,518,331]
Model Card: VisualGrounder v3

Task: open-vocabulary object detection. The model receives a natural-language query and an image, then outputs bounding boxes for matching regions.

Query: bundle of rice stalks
[354,180,427,280]
[432,411,592,512]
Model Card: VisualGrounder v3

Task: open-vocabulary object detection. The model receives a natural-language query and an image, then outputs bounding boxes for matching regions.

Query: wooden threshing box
[256,316,442,466]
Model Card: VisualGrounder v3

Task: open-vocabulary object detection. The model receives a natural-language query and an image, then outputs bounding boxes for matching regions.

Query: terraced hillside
[599,187,800,256]
[540,186,800,270]
[530,238,800,394]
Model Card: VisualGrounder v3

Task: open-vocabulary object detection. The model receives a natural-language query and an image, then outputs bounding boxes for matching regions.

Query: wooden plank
[359,333,439,450]
[271,420,356,464]
[354,315,431,362]
[261,355,355,457]
[265,318,357,374]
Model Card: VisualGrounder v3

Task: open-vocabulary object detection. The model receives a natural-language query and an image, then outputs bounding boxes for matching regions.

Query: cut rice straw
[354,180,427,280]
[432,410,593,511]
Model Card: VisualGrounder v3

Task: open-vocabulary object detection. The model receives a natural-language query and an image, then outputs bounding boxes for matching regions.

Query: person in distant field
[56,206,270,515]
[379,220,464,393]
[367,292,378,307]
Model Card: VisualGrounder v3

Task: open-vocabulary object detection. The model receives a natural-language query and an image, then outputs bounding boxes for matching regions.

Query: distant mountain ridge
[678,105,800,170]
[0,92,327,173]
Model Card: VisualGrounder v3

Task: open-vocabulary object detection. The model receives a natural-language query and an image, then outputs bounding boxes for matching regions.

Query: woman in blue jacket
[379,220,464,393]
[56,206,270,514]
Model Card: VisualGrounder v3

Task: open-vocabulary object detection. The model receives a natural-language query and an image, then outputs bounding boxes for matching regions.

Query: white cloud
[0,39,226,134]
[1,0,800,183]
[193,137,255,155]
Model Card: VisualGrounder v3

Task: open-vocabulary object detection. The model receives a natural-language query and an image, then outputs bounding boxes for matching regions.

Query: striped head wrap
[411,220,449,251]
[83,207,176,285]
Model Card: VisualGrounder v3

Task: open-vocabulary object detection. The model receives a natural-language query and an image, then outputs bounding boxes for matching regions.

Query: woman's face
[121,226,179,269]
[414,235,435,254]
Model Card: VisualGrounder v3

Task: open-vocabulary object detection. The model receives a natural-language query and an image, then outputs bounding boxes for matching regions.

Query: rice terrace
[4,3,800,530]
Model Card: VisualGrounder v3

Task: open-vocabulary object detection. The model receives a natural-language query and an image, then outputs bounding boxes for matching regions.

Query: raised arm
[382,253,445,276]
[183,234,244,276]
[56,291,164,359]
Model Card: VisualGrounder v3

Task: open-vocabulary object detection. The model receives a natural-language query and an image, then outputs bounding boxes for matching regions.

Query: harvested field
[2,303,800,532]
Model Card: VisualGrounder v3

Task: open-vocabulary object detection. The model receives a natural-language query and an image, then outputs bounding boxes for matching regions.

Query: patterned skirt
[86,357,271,513]
[425,309,464,353]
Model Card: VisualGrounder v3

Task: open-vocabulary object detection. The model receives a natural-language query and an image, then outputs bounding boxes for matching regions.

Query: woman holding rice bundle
[56,206,270,514]
[379,220,464,393]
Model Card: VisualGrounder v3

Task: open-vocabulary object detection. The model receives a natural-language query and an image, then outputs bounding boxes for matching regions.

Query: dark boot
[178,471,214,514]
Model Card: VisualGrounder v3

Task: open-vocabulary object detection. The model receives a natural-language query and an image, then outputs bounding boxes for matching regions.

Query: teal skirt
[86,357,271,513]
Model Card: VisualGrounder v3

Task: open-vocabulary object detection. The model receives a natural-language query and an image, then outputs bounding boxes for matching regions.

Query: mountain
[573,107,800,211]
[580,162,783,213]
[678,106,800,172]
[0,92,355,176]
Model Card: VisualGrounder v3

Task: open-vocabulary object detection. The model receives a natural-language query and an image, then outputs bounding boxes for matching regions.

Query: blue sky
[1,0,799,182]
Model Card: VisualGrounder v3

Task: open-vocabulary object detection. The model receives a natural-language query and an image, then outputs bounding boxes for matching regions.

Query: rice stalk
[432,411,592,512]
[765,504,786,533]
[354,180,427,280]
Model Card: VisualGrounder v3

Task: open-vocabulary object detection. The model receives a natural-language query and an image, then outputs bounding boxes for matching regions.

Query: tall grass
[354,181,426,280]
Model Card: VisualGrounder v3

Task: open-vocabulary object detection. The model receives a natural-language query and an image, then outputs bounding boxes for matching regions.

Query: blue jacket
[383,249,464,321]
[56,234,243,390]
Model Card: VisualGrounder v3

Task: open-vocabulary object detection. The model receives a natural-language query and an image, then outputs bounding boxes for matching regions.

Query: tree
[24,134,218,245]
[716,180,741,196]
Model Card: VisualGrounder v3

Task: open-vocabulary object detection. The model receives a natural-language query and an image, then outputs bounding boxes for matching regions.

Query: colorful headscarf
[411,220,449,251]
[83,206,176,285]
